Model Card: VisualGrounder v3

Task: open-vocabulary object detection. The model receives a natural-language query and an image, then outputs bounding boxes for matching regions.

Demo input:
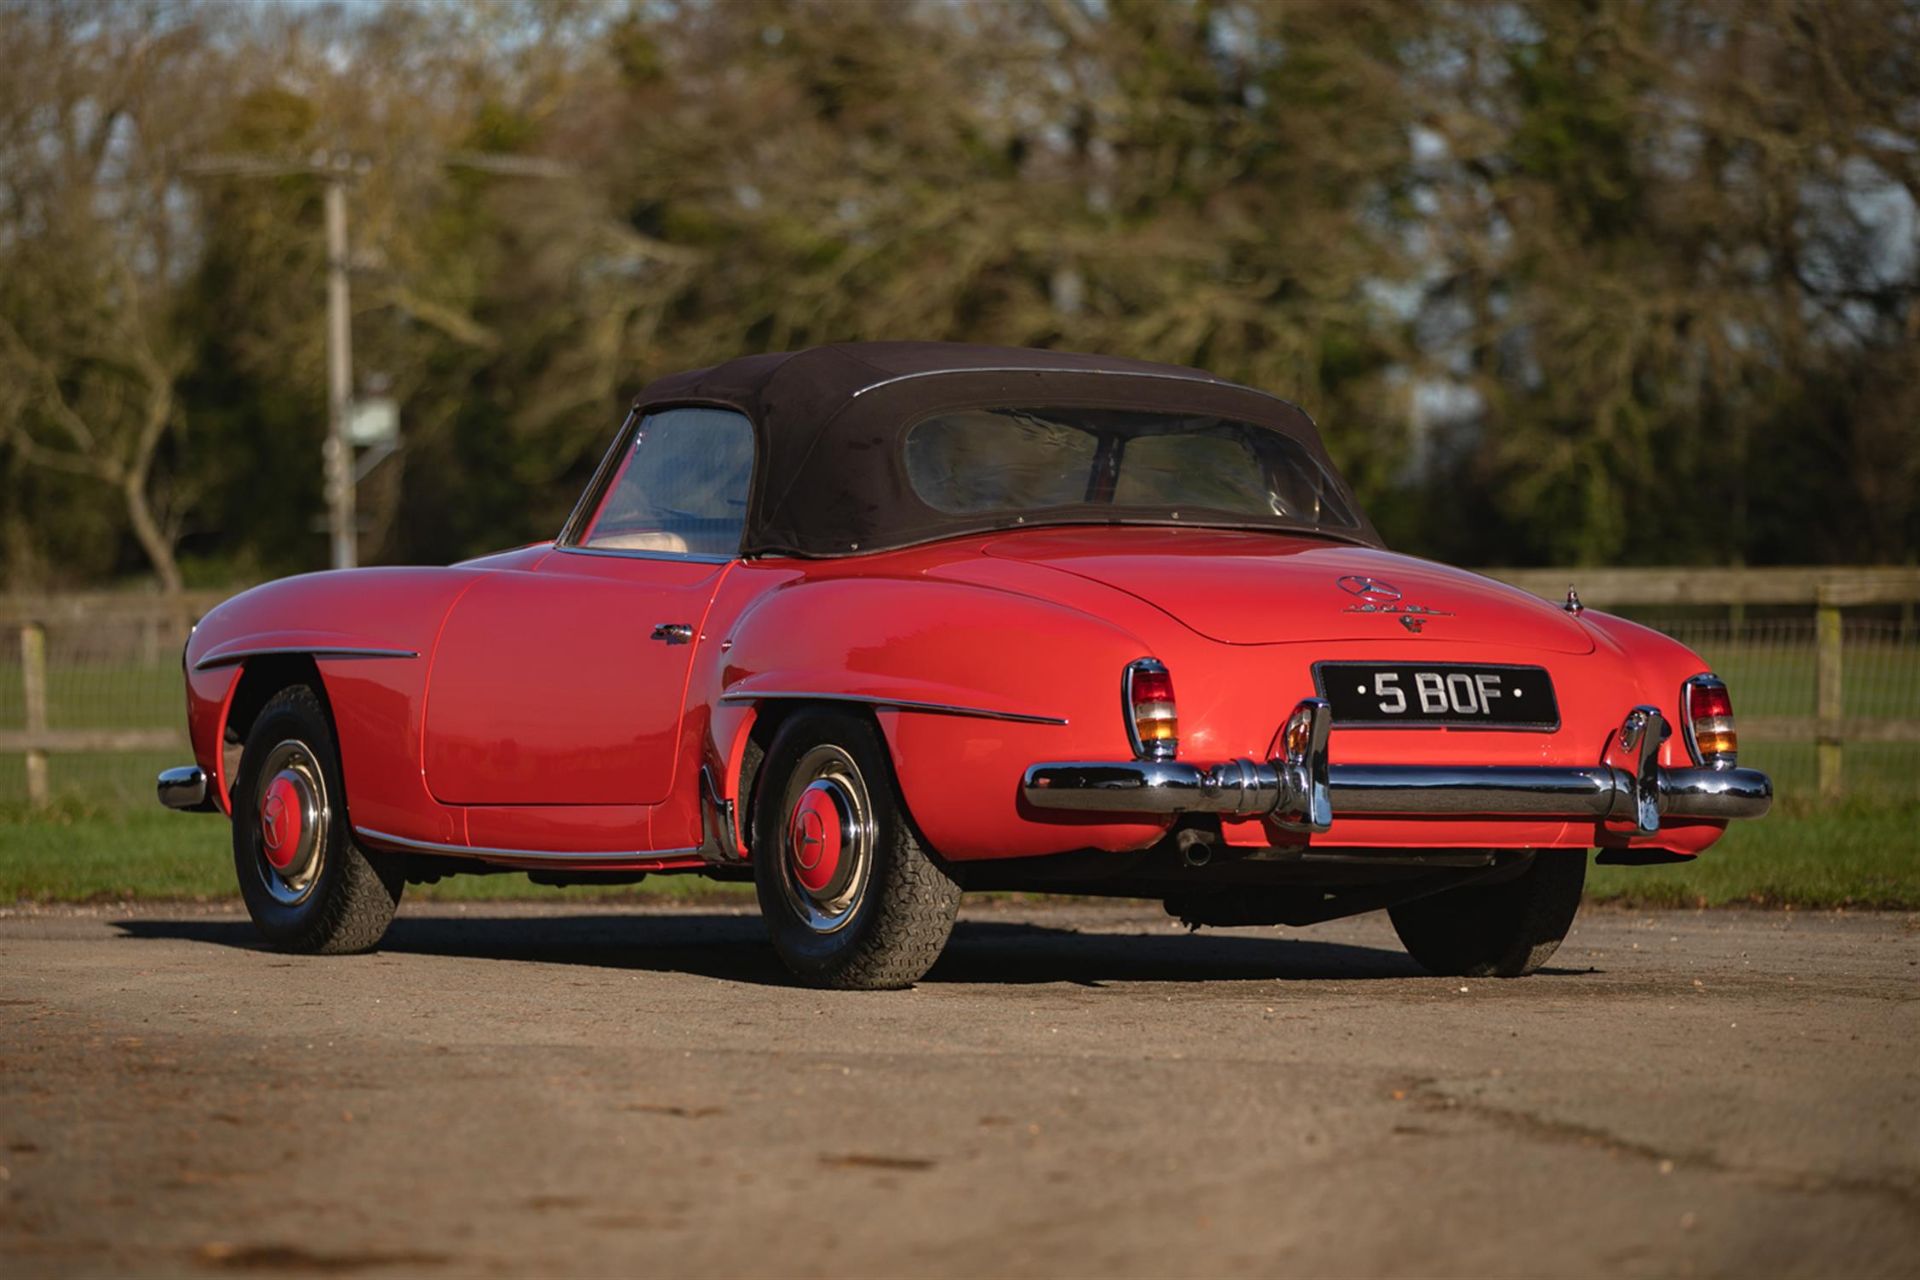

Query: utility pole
[186,151,367,569]
[186,148,567,571]
[322,176,356,569]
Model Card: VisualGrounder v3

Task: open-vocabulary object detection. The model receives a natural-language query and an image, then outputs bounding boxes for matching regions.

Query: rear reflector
[1684,675,1738,768]
[1125,659,1178,761]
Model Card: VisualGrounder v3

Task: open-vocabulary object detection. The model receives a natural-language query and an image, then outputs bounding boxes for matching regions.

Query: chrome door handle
[651,622,695,645]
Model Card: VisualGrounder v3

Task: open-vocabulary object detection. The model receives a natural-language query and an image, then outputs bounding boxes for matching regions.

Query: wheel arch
[209,653,330,811]
[225,653,331,746]
[732,697,918,861]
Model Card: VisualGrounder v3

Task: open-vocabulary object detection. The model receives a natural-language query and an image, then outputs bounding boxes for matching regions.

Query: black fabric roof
[628,342,1380,557]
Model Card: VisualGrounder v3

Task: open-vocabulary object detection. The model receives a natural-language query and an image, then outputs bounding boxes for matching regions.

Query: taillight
[1684,675,1738,769]
[1125,658,1178,761]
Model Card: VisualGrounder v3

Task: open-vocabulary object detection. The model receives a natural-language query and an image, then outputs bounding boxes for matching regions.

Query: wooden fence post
[20,622,48,809]
[1815,591,1844,804]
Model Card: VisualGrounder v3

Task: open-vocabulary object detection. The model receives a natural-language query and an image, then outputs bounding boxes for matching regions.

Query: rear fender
[713,576,1173,860]
[1577,610,1734,856]
[1579,610,1725,771]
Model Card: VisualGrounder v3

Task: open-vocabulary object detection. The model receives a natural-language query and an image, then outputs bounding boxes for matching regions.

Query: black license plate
[1313,662,1559,729]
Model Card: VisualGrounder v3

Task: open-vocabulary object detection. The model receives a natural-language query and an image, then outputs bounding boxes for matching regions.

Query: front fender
[186,568,479,671]
[184,567,481,840]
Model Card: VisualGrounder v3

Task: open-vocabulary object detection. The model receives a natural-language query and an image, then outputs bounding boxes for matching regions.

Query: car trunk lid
[981,528,1595,654]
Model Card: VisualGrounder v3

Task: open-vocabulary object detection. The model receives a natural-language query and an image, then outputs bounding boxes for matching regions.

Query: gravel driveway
[1,901,1914,1277]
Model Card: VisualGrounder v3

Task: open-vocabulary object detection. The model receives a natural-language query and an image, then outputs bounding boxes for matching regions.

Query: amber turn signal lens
[1684,676,1738,767]
[1283,712,1312,758]
[1126,660,1178,760]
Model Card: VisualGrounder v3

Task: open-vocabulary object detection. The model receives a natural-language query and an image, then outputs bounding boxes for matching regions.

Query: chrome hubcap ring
[253,739,329,907]
[777,745,874,934]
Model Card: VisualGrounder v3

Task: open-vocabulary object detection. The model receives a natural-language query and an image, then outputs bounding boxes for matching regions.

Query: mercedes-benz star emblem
[261,792,286,849]
[1336,575,1401,605]
[794,810,827,869]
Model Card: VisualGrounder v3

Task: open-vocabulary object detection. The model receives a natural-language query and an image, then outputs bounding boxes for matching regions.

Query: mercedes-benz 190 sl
[159,343,1771,988]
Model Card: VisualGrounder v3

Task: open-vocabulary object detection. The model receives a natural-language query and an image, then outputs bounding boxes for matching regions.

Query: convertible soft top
[631,341,1381,558]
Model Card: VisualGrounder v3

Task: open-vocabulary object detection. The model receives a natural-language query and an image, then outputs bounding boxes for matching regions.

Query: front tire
[1388,852,1586,977]
[752,711,961,989]
[232,684,402,954]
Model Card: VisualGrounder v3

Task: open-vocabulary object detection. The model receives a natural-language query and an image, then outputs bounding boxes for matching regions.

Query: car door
[422,406,755,808]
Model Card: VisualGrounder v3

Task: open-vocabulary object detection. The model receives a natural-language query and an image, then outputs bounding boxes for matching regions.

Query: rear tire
[752,711,961,989]
[1388,853,1586,978]
[232,684,402,954]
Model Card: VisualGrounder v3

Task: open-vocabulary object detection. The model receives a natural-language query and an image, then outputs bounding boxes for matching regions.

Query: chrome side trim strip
[353,827,700,863]
[194,646,418,671]
[720,690,1067,726]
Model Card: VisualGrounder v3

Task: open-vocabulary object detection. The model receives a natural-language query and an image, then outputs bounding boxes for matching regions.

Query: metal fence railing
[2,570,1917,813]
[1491,565,1920,805]
[1619,615,1918,808]
[0,595,211,811]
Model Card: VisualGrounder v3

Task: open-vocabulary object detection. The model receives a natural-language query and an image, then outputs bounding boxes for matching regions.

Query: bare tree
[0,2,225,592]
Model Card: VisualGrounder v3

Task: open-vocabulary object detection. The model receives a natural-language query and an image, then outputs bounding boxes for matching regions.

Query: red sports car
[160,343,1771,987]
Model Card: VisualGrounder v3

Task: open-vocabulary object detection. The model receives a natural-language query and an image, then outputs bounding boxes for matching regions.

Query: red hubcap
[260,774,305,870]
[788,783,844,894]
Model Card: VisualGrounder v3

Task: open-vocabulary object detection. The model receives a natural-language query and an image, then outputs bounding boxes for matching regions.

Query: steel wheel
[752,712,962,989]
[250,739,331,907]
[232,684,402,954]
[775,744,877,933]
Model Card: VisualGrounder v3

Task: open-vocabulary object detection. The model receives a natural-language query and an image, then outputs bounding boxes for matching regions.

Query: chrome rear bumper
[1021,700,1772,839]
[156,765,213,812]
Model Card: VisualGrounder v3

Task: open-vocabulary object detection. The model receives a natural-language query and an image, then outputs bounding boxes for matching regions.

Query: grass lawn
[0,807,750,905]
[1584,801,1919,909]
[4,802,1913,910]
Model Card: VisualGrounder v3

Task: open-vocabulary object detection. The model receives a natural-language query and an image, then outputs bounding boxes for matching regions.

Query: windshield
[903,406,1361,533]
[580,406,754,557]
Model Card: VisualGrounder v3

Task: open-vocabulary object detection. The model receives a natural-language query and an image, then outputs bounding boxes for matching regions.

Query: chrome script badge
[1336,574,1451,632]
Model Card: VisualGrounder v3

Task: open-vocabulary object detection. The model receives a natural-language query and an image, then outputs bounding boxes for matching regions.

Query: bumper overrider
[1021,699,1772,839]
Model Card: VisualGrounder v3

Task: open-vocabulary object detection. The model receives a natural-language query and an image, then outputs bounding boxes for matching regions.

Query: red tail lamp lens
[1685,677,1737,766]
[1126,660,1178,760]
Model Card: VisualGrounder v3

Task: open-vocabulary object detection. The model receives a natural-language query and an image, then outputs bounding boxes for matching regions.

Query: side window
[581,407,755,558]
